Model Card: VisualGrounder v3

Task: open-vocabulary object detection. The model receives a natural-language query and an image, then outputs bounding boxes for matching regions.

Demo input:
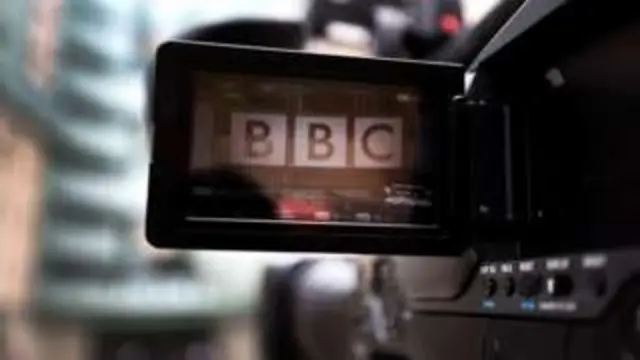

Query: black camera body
[369,2,640,360]
[146,0,640,257]
[147,1,640,359]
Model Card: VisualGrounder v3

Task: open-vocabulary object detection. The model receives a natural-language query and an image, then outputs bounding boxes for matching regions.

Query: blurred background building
[0,0,502,358]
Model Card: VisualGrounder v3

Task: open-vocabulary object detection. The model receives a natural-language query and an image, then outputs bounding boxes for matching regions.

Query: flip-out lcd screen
[188,72,435,227]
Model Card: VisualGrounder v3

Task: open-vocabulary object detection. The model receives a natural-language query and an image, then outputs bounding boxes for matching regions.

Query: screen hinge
[449,96,517,241]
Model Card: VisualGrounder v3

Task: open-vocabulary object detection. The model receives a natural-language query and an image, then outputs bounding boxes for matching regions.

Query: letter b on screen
[294,116,347,168]
[230,113,287,166]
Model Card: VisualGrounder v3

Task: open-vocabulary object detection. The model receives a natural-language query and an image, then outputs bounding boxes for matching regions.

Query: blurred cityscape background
[0,0,501,359]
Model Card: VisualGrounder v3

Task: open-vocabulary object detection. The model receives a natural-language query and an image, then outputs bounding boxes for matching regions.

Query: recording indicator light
[520,299,536,311]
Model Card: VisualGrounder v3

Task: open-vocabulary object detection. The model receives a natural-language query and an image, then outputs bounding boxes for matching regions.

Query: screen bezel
[147,40,464,254]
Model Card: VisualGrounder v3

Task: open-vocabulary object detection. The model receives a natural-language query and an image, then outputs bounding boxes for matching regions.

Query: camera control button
[518,274,543,297]
[588,271,607,298]
[545,275,574,297]
[483,278,498,297]
[503,277,516,297]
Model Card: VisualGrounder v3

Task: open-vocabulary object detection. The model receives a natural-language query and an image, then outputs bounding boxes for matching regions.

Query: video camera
[146,0,640,256]
[147,1,640,359]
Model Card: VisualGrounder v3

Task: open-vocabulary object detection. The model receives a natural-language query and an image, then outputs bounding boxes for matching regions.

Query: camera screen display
[188,72,435,227]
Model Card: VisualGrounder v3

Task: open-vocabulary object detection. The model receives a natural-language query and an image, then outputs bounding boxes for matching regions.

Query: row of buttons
[483,272,607,298]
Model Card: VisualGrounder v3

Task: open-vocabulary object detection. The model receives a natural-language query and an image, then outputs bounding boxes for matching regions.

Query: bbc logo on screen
[229,113,404,169]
